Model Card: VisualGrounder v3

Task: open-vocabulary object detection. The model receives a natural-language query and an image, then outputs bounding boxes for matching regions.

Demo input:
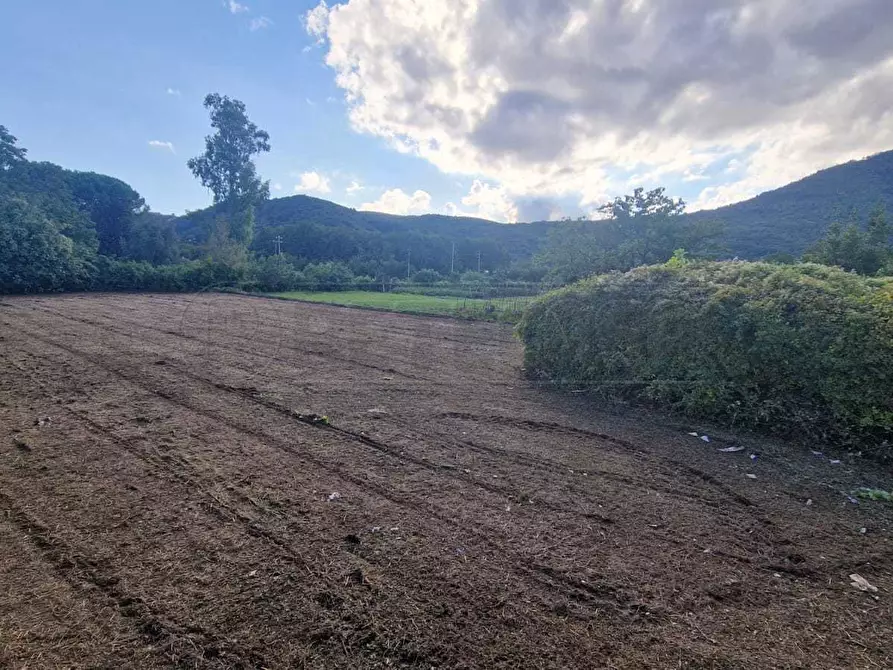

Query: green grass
[267,290,532,321]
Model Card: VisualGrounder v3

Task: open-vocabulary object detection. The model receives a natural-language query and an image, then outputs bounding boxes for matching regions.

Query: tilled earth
[0,293,891,669]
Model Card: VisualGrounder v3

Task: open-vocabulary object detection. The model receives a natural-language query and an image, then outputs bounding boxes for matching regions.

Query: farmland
[268,290,535,320]
[1,293,891,669]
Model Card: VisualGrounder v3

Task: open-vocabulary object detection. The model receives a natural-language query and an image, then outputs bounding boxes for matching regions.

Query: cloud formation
[445,180,518,222]
[361,188,431,215]
[166,87,181,96]
[148,140,175,153]
[226,0,248,14]
[308,0,893,213]
[250,16,272,31]
[295,171,331,194]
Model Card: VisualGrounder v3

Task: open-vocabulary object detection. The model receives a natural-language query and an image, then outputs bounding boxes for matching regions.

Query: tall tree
[0,125,27,169]
[187,94,270,245]
[539,187,724,283]
[68,172,146,257]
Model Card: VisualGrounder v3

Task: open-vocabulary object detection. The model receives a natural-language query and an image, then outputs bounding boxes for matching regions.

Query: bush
[517,262,893,457]
[247,255,304,292]
[302,261,355,291]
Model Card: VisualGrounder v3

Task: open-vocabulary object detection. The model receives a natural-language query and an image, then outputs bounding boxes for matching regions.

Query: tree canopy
[0,125,27,169]
[187,94,270,245]
[802,206,892,275]
[538,187,725,283]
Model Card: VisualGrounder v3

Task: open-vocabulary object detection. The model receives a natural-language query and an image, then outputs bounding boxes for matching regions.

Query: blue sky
[1,0,458,216]
[3,1,893,221]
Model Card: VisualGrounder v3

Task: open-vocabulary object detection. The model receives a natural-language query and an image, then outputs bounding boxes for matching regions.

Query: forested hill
[684,150,893,257]
[179,149,893,266]
[180,195,553,275]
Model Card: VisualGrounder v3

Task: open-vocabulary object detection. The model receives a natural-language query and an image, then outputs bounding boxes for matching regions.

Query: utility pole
[450,242,456,275]
[273,235,283,256]
[407,249,411,279]
[477,251,482,272]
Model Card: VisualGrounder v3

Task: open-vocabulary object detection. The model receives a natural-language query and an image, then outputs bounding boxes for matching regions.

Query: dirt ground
[0,293,891,669]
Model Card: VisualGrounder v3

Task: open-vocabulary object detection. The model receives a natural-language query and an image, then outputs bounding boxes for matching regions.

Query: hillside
[178,149,893,267]
[685,150,893,257]
[180,195,553,275]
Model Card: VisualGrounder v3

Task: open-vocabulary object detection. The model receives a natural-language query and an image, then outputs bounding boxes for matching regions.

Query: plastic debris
[811,451,823,456]
[294,412,330,425]
[806,499,813,506]
[688,432,700,437]
[846,495,860,505]
[247,570,258,577]
[830,459,841,465]
[749,454,759,460]
[745,474,757,479]
[371,526,382,533]
[327,492,342,502]
[35,416,51,427]
[849,574,878,593]
[718,446,745,453]
[700,435,711,443]
[860,527,867,534]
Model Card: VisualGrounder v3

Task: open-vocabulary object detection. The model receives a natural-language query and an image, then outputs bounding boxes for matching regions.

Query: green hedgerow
[517,262,893,458]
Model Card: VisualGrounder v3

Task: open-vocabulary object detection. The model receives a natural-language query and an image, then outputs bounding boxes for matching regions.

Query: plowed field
[1,293,890,669]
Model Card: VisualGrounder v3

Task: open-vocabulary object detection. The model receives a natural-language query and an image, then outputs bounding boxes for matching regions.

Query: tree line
[2,94,892,296]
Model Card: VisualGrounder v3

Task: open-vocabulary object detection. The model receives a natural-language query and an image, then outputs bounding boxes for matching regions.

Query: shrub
[248,255,304,292]
[517,262,893,457]
[302,261,355,291]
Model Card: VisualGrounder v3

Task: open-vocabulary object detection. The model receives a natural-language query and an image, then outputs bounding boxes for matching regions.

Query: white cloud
[273,182,283,191]
[250,16,272,31]
[307,0,893,211]
[304,0,329,40]
[346,180,364,195]
[295,171,332,194]
[361,188,432,215]
[226,0,248,14]
[445,180,518,222]
[148,140,175,153]
[166,87,181,96]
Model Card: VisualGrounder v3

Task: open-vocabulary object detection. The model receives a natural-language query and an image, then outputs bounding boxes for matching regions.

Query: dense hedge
[517,262,893,457]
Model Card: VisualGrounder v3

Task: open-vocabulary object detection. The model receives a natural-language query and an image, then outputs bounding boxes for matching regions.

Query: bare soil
[0,293,891,669]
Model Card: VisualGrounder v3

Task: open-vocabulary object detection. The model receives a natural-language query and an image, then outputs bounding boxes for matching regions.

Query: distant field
[268,290,534,320]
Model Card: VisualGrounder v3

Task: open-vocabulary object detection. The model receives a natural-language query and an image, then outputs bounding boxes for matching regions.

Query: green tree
[127,212,180,264]
[187,94,270,245]
[0,125,27,169]
[0,197,86,292]
[68,171,146,257]
[803,205,891,275]
[539,187,724,284]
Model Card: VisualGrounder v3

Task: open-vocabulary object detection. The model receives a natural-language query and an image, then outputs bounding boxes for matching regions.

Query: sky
[3,0,893,222]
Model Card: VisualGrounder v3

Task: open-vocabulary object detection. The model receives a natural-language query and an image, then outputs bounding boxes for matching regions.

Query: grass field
[268,290,533,320]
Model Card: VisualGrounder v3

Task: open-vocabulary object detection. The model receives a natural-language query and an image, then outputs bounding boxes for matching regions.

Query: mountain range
[178,149,893,268]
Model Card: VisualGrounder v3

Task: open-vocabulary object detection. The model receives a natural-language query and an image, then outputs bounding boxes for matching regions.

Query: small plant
[855,488,893,502]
